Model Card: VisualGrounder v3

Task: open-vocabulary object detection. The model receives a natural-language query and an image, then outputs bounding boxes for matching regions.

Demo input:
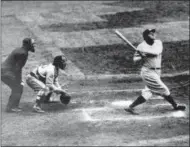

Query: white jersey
[135,40,163,68]
[133,39,170,99]
[31,63,60,88]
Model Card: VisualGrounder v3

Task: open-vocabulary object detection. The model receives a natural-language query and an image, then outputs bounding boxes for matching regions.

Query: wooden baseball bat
[114,29,145,58]
[115,30,138,51]
[114,29,153,67]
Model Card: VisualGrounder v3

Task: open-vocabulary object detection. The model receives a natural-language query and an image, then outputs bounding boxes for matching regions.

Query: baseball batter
[125,29,186,114]
[26,55,71,113]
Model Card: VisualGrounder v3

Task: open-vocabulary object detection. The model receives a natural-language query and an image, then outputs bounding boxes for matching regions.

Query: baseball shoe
[174,105,186,111]
[6,108,22,113]
[33,105,45,113]
[124,107,139,115]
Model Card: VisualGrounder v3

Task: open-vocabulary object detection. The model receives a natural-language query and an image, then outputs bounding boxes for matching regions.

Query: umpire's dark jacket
[1,47,28,83]
[1,47,28,110]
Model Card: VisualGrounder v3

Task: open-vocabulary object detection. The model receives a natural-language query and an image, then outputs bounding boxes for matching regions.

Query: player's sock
[129,95,146,108]
[164,95,177,108]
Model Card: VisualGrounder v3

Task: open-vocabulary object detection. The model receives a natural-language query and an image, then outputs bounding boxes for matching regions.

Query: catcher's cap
[53,55,67,70]
[143,29,156,38]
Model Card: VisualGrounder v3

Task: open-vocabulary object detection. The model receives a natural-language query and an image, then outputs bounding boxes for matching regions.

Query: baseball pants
[140,67,170,100]
[26,74,50,101]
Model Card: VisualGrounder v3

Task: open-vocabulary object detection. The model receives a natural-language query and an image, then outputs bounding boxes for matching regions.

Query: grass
[61,40,189,74]
[39,1,189,32]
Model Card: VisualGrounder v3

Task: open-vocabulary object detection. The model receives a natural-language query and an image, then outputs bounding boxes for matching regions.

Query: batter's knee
[162,87,170,96]
[141,89,152,100]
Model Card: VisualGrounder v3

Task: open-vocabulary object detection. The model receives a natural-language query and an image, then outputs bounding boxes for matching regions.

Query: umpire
[1,38,36,112]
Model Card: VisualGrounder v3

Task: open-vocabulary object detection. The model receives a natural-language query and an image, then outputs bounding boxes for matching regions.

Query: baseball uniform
[134,39,170,99]
[26,63,61,101]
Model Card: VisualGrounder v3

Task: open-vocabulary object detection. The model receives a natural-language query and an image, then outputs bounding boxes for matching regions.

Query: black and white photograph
[1,0,189,146]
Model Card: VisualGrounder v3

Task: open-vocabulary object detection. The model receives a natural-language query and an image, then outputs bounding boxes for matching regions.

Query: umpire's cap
[143,29,156,39]
[23,38,35,46]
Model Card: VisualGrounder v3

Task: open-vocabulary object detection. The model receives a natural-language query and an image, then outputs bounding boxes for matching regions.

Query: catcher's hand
[60,92,71,105]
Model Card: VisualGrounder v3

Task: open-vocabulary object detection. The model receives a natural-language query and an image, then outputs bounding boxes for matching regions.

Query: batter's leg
[124,86,152,114]
[164,95,186,110]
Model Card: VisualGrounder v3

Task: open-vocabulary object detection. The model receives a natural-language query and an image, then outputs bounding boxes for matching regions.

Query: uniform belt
[150,68,161,70]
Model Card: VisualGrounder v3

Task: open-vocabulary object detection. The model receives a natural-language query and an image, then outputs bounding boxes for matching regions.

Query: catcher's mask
[53,55,67,70]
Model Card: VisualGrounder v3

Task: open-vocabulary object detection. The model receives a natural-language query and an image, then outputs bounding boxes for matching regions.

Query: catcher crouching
[26,55,71,113]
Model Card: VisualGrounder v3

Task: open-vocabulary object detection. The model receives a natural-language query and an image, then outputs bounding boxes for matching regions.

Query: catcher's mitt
[60,93,71,105]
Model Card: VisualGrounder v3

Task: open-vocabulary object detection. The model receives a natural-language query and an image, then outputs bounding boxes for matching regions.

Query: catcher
[26,55,71,113]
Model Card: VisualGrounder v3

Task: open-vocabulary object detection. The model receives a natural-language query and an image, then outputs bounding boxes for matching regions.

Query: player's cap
[23,38,35,45]
[143,29,156,38]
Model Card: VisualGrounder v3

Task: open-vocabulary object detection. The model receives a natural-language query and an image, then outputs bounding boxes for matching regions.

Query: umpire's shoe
[174,104,186,111]
[124,107,139,115]
[6,108,22,113]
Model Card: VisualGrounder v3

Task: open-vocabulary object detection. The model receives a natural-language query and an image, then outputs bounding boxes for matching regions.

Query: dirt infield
[1,1,189,147]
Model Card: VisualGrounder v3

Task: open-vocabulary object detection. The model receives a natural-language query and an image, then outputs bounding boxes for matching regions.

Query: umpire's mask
[53,55,67,70]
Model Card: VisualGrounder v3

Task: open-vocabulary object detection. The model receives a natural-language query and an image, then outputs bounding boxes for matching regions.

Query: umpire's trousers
[1,73,23,110]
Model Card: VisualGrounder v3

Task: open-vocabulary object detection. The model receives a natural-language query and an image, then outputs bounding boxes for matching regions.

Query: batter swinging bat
[114,29,154,68]
[114,29,144,57]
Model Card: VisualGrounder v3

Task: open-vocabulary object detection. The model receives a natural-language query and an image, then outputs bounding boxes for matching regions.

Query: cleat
[124,107,139,115]
[174,105,186,111]
[33,105,45,113]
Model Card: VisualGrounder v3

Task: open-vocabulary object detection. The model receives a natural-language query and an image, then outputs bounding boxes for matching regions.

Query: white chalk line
[89,111,187,122]
[82,109,94,121]
[75,101,187,122]
[78,106,187,122]
[126,135,189,146]
[110,100,176,108]
[74,107,109,112]
[79,109,187,122]
[70,88,142,95]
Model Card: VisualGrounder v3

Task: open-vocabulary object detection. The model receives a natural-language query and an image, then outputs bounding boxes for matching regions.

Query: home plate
[111,100,132,108]
[171,111,186,118]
